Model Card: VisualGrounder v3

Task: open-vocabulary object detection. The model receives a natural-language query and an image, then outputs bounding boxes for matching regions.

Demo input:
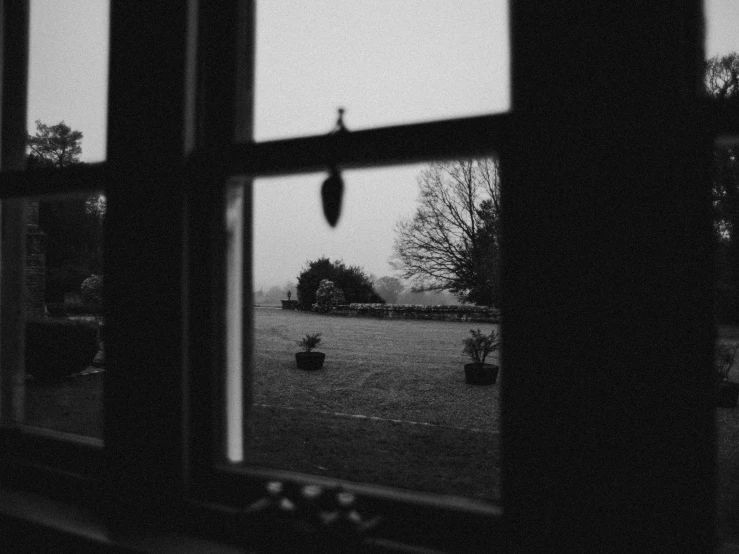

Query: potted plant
[462,328,500,385]
[716,341,739,408]
[295,332,326,370]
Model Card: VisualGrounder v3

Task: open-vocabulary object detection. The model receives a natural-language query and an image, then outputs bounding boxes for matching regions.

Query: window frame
[0,0,734,552]
[0,0,104,507]
[182,2,506,551]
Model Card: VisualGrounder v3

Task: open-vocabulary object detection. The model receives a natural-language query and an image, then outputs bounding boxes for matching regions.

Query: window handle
[321,165,344,227]
[321,108,348,227]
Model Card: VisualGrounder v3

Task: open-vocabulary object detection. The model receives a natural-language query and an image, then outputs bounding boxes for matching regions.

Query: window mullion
[104,0,192,533]
[0,163,108,200]
[0,0,29,428]
[224,114,509,178]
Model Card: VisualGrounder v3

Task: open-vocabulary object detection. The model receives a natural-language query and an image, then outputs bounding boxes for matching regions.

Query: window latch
[322,108,348,227]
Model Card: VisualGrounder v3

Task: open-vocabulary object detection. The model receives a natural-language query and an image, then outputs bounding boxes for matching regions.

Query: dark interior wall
[0,515,137,554]
[501,2,714,551]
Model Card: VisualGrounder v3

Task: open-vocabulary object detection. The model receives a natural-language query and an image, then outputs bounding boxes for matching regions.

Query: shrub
[462,328,500,365]
[296,257,384,309]
[81,274,103,305]
[25,316,99,381]
[297,333,322,352]
[314,279,346,312]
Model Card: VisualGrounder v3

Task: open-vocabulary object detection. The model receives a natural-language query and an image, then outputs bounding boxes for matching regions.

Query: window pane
[254,1,509,141]
[236,159,501,502]
[706,0,739,60]
[708,0,739,527]
[712,135,739,541]
[5,192,106,438]
[28,0,109,163]
[717,327,739,540]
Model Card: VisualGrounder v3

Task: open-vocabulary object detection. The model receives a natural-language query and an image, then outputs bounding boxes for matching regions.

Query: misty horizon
[25,0,739,304]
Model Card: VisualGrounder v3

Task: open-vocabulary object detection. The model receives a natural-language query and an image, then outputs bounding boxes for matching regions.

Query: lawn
[247,308,501,501]
[252,308,500,432]
[24,308,502,501]
[21,312,739,533]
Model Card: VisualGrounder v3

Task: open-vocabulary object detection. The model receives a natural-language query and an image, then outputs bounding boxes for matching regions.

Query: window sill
[0,488,244,554]
[0,486,473,553]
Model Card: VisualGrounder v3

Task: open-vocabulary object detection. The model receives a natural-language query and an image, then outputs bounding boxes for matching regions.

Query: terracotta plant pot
[464,363,499,385]
[717,381,739,408]
[295,351,326,371]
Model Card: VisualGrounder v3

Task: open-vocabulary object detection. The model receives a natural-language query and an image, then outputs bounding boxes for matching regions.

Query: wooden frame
[0,0,737,551]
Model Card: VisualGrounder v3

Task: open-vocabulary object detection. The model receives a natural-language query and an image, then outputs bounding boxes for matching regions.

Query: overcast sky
[28,1,739,291]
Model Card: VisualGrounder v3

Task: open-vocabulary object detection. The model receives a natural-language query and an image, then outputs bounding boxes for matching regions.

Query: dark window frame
[0,0,736,551]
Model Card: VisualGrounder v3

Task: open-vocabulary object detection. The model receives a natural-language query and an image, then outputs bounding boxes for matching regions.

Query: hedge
[320,303,501,323]
[25,316,99,381]
[46,302,102,317]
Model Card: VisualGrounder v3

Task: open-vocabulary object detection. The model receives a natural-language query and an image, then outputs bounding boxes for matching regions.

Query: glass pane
[6,191,106,438]
[717,327,739,539]
[28,0,109,164]
[254,1,509,141]
[238,158,501,502]
[706,0,739,60]
[707,2,739,541]
[713,137,739,542]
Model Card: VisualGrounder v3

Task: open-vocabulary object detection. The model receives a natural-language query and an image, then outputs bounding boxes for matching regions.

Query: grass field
[21,311,739,533]
[247,307,501,501]
[252,308,500,431]
[25,308,503,501]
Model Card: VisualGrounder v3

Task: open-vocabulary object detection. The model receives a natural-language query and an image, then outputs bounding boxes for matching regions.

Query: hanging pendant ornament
[321,165,344,227]
[321,108,348,227]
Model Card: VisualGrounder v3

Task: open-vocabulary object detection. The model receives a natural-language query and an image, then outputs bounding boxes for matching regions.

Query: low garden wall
[321,303,500,323]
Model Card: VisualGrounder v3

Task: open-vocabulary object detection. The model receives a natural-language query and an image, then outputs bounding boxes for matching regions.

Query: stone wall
[320,303,500,323]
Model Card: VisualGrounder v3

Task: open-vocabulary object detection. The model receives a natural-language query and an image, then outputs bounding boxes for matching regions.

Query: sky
[27,0,739,292]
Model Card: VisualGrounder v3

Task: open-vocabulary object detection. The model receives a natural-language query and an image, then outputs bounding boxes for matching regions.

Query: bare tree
[390,158,501,306]
[705,53,739,100]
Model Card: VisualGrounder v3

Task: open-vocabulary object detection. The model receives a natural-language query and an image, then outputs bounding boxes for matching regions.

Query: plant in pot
[462,328,500,385]
[716,341,739,408]
[295,332,326,370]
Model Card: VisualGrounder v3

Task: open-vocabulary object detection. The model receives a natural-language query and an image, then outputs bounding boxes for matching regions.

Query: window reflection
[20,191,106,438]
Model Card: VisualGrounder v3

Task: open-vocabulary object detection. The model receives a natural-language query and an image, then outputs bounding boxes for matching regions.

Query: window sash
[0,0,734,551]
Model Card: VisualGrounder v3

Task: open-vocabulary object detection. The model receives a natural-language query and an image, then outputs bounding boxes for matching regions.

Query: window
[253,1,509,141]
[188,2,508,549]
[0,1,734,552]
[0,0,105,504]
[245,161,502,502]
